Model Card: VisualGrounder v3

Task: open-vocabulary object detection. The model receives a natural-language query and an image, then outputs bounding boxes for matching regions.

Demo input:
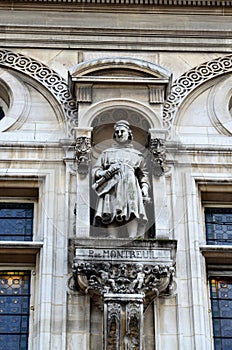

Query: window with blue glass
[0,271,31,350]
[210,277,232,350]
[205,208,232,245]
[0,203,33,241]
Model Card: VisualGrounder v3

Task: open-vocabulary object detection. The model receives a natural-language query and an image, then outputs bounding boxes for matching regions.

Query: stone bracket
[75,136,92,174]
[70,239,176,349]
[74,127,93,175]
[148,129,167,177]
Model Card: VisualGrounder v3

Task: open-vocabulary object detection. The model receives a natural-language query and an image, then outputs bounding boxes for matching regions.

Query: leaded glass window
[205,208,232,245]
[0,271,31,350]
[0,203,33,241]
[210,277,232,350]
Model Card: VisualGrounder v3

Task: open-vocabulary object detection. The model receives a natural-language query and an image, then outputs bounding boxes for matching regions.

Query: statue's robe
[92,144,149,226]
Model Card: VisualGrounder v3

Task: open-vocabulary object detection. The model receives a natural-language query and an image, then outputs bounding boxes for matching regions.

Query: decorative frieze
[71,239,176,302]
[7,0,232,6]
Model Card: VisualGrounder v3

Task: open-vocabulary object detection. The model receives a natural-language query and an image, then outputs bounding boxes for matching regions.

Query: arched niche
[72,57,171,240]
[88,106,156,239]
[91,106,151,159]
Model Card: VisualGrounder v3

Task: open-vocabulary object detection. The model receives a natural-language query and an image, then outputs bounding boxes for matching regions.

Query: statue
[92,120,150,238]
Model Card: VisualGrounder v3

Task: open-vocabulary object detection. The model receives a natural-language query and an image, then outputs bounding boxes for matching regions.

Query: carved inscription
[75,247,171,263]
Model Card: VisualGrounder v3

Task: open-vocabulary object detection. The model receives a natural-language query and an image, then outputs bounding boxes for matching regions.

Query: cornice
[1,0,232,6]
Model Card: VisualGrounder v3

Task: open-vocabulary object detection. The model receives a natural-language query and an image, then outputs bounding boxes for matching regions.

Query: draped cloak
[92,144,149,226]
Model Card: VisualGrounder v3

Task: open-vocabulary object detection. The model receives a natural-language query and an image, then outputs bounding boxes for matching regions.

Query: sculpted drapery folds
[92,120,150,238]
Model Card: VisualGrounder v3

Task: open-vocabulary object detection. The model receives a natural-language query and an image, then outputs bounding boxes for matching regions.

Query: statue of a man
[92,120,150,238]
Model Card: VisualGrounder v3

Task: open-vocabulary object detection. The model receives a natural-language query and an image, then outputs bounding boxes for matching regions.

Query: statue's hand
[141,185,148,198]
[96,164,120,181]
[96,170,107,178]
[141,185,150,203]
[106,163,120,178]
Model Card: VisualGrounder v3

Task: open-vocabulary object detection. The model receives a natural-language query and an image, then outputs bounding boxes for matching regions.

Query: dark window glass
[210,277,232,350]
[205,208,232,245]
[0,203,33,241]
[0,271,31,350]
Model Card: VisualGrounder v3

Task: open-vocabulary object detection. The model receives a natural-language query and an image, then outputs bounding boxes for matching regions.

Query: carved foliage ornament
[148,137,166,176]
[75,136,92,174]
[73,261,175,301]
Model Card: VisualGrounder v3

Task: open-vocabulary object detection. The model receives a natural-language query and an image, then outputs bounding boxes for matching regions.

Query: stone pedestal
[71,239,176,350]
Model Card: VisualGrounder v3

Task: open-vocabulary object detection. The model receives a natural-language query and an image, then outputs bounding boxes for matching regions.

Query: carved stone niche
[70,238,176,350]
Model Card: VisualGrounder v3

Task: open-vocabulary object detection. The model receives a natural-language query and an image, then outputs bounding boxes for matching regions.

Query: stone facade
[0,2,232,349]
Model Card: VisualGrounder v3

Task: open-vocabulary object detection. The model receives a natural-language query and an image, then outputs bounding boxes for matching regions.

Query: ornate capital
[73,260,175,307]
[148,137,166,176]
[75,136,92,174]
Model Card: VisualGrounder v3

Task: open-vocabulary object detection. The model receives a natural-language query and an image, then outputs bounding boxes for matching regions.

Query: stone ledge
[200,245,232,264]
[0,241,43,264]
[2,0,232,6]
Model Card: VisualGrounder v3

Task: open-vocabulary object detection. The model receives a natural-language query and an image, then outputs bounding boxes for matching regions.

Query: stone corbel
[74,261,175,303]
[148,85,165,104]
[70,239,176,350]
[74,127,93,175]
[148,129,167,176]
[73,260,175,349]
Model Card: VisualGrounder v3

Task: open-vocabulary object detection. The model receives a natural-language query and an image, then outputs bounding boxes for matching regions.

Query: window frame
[207,271,232,350]
[0,266,37,350]
[204,206,232,246]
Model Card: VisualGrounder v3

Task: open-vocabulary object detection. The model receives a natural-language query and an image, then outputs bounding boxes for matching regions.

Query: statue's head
[113,120,133,144]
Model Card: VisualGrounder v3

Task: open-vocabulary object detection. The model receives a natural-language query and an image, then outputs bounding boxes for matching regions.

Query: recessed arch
[81,99,160,158]
[80,98,161,130]
[164,54,232,139]
[0,49,78,136]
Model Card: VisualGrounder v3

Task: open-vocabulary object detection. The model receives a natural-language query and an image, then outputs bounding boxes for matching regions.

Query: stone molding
[71,239,176,305]
[163,54,232,139]
[4,0,232,5]
[0,49,78,136]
